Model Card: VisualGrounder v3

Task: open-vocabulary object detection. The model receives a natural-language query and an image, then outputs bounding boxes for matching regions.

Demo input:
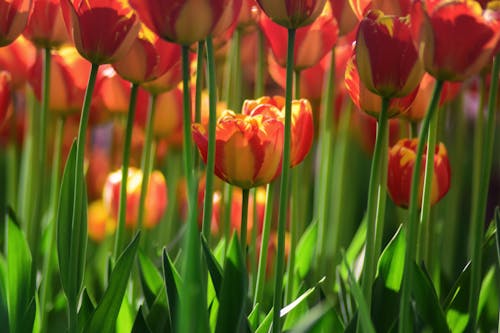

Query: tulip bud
[0,0,31,47]
[387,138,451,208]
[256,0,327,28]
[24,0,70,49]
[0,36,37,90]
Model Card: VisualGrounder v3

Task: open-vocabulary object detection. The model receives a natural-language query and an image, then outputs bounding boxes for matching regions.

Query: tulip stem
[68,62,99,333]
[240,188,250,255]
[40,115,65,333]
[113,82,139,259]
[223,183,233,255]
[137,94,158,232]
[272,27,295,333]
[398,80,443,333]
[194,41,205,169]
[468,54,500,332]
[360,96,390,311]
[254,183,275,307]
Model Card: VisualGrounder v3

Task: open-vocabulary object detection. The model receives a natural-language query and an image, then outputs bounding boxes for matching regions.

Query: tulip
[103,167,168,229]
[329,0,358,35]
[150,86,184,145]
[353,110,401,155]
[62,0,140,64]
[87,200,116,242]
[0,71,13,129]
[411,0,500,81]
[260,5,338,70]
[112,25,182,84]
[24,0,70,48]
[256,0,327,28]
[387,138,451,208]
[0,36,37,89]
[345,53,419,117]
[356,10,423,98]
[0,0,31,46]
[29,47,90,114]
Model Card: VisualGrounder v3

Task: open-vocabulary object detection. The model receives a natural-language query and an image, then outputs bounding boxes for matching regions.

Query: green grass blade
[201,235,223,299]
[162,247,181,330]
[296,220,318,279]
[138,251,164,308]
[132,306,152,333]
[377,226,405,292]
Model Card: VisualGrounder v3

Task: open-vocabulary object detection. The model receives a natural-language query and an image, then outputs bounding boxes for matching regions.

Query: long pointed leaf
[201,235,223,298]
[132,306,152,333]
[162,247,181,331]
[138,251,163,308]
[377,226,405,292]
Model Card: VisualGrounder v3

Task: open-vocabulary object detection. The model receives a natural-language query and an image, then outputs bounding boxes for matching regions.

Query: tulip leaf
[446,309,468,333]
[295,220,317,279]
[162,247,181,331]
[289,303,344,333]
[138,251,164,308]
[411,263,449,332]
[145,291,170,333]
[255,308,273,333]
[495,206,500,266]
[215,234,247,333]
[84,232,141,333]
[201,235,223,299]
[56,141,88,305]
[377,225,405,292]
[116,294,134,333]
[247,303,260,332]
[132,306,152,333]
[78,288,95,331]
[0,256,8,331]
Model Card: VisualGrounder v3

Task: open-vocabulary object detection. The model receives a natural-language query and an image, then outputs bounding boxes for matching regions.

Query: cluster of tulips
[0,0,499,332]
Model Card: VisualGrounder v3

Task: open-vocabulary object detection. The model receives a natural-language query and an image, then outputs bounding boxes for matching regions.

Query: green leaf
[162,248,181,331]
[215,234,247,333]
[0,256,9,331]
[446,309,468,333]
[78,288,95,331]
[255,308,273,333]
[56,141,88,304]
[132,306,152,333]
[377,226,405,292]
[289,303,344,333]
[495,206,500,267]
[138,251,164,308]
[337,219,366,290]
[84,232,141,333]
[6,217,36,333]
[201,235,223,299]
[411,263,449,332]
[248,303,260,332]
[282,278,324,330]
[295,220,317,279]
[116,293,134,333]
[145,291,171,333]
[342,251,376,333]
[477,266,495,320]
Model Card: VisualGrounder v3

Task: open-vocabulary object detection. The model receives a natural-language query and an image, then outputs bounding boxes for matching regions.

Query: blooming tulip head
[103,167,168,229]
[387,138,451,208]
[0,0,31,46]
[256,0,327,28]
[0,71,13,129]
[24,0,70,48]
[356,10,423,98]
[62,0,140,64]
[411,0,500,81]
[0,36,37,89]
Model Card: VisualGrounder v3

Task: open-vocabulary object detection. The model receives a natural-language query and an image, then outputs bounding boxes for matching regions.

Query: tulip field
[1,0,500,332]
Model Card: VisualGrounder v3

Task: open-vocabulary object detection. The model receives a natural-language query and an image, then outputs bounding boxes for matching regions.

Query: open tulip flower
[411,0,500,81]
[0,0,31,46]
[62,0,140,64]
[356,9,423,98]
[256,0,327,28]
[24,0,70,49]
[388,138,451,208]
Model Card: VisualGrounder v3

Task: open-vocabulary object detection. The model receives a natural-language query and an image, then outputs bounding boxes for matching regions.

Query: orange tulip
[24,0,70,48]
[62,0,140,64]
[151,86,184,144]
[0,71,13,129]
[0,36,37,89]
[103,167,168,229]
[29,47,90,114]
[140,61,182,95]
[387,138,451,208]
[329,0,358,36]
[260,5,338,70]
[112,25,182,84]
[87,200,116,242]
[356,10,423,98]
[0,0,31,46]
[411,0,500,81]
[256,0,327,28]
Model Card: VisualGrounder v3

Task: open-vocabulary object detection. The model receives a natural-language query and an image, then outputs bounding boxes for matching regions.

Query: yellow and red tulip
[0,0,31,46]
[0,71,13,129]
[24,0,70,49]
[0,36,37,89]
[387,138,451,208]
[355,10,423,98]
[256,0,327,28]
[329,0,358,36]
[411,0,500,81]
[260,4,338,70]
[62,0,140,64]
[87,200,116,242]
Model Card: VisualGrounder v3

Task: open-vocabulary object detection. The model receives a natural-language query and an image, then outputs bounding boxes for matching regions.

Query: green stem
[249,188,258,293]
[195,41,204,125]
[113,82,139,259]
[255,29,266,98]
[468,54,500,332]
[254,182,275,306]
[68,300,78,333]
[410,121,418,139]
[137,94,157,231]
[240,188,250,255]
[272,28,295,333]
[230,28,242,110]
[40,116,65,332]
[201,36,217,239]
[360,97,390,309]
[223,184,233,256]
[399,80,443,333]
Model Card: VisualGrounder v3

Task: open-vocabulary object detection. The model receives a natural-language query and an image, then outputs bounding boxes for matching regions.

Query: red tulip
[0,71,13,129]
[0,36,37,89]
[353,110,401,155]
[62,0,140,64]
[411,0,500,81]
[24,0,70,48]
[0,0,31,46]
[329,0,358,35]
[151,86,184,145]
[356,10,423,98]
[112,25,182,84]
[140,61,182,95]
[348,0,412,19]
[387,138,451,208]
[260,5,338,70]
[256,0,327,28]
